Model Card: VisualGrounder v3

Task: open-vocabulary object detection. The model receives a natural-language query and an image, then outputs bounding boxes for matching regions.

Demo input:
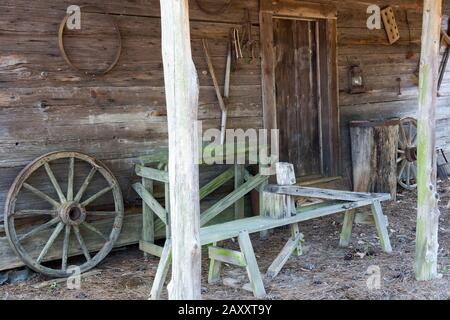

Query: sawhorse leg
[238,230,266,298]
[266,231,304,279]
[208,242,222,284]
[339,210,356,247]
[150,239,172,300]
[371,200,393,254]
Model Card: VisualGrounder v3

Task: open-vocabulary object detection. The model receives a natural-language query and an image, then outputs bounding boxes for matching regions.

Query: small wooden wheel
[4,152,124,277]
[397,118,418,190]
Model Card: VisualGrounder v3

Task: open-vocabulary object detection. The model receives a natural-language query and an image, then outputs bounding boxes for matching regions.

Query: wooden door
[260,1,339,179]
[274,19,321,177]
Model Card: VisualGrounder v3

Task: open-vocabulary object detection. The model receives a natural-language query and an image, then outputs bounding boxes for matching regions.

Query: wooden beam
[159,0,201,300]
[415,0,442,281]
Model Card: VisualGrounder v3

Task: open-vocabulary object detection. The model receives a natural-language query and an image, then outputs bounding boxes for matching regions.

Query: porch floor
[2,182,450,300]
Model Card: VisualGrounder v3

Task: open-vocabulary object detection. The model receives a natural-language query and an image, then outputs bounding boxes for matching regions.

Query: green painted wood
[200,174,269,226]
[266,233,303,279]
[135,165,169,183]
[133,183,167,224]
[265,185,392,202]
[290,224,302,256]
[150,239,172,300]
[238,230,266,298]
[142,178,155,251]
[235,165,246,220]
[200,198,385,246]
[208,242,222,284]
[199,167,235,201]
[339,210,356,247]
[139,241,163,258]
[371,200,393,254]
[208,246,247,267]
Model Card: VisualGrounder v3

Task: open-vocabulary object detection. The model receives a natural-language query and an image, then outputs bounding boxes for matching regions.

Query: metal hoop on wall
[58,5,122,77]
[194,0,232,15]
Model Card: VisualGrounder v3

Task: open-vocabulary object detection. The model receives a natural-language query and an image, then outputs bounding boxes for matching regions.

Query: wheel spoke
[12,210,57,218]
[73,226,91,262]
[81,222,108,241]
[23,183,60,208]
[74,167,97,203]
[62,225,71,271]
[36,222,65,264]
[411,163,417,179]
[87,211,118,217]
[408,122,413,146]
[397,156,405,164]
[406,163,412,187]
[81,185,114,207]
[398,160,407,180]
[19,217,60,242]
[44,162,66,203]
[67,157,75,201]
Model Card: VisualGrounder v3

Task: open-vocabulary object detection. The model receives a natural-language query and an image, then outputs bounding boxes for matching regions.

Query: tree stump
[350,119,399,201]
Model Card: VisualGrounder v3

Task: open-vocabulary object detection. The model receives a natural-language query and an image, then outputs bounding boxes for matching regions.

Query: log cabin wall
[0,0,262,223]
[1,0,450,222]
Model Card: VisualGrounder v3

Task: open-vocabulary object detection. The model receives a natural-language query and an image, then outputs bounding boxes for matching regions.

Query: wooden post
[415,0,442,281]
[160,0,202,299]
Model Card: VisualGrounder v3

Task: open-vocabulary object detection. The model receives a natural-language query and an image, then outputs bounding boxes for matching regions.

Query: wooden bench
[135,161,393,299]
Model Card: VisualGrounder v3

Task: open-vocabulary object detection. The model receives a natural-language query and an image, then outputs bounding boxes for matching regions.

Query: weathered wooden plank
[234,165,246,220]
[266,233,303,280]
[265,185,391,202]
[339,210,356,247]
[238,230,266,298]
[132,183,167,224]
[200,167,234,201]
[150,240,172,300]
[135,165,169,183]
[208,246,247,267]
[200,198,388,246]
[200,174,268,226]
[139,241,163,258]
[372,200,393,254]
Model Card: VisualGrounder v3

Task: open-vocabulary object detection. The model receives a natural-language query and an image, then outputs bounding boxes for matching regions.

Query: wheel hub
[405,147,417,162]
[59,202,86,226]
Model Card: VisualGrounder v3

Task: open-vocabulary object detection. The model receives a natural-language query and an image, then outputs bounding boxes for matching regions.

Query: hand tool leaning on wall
[202,37,233,144]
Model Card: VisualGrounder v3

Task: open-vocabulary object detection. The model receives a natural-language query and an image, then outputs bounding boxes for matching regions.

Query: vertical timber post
[415,0,442,281]
[160,0,202,299]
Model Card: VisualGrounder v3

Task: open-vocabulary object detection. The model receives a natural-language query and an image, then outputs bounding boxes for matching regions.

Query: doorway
[260,1,340,179]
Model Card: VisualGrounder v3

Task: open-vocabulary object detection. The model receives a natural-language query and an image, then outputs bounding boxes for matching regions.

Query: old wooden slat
[237,230,266,298]
[264,185,391,202]
[266,233,304,280]
[149,239,172,300]
[200,174,268,226]
[234,165,246,220]
[135,165,169,183]
[132,183,167,224]
[200,167,235,201]
[208,246,247,267]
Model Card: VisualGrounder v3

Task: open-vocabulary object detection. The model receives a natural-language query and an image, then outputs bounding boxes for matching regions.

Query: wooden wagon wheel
[4,152,124,278]
[397,117,418,191]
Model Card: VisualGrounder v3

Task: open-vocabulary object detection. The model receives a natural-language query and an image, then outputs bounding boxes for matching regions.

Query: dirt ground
[2,183,450,300]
